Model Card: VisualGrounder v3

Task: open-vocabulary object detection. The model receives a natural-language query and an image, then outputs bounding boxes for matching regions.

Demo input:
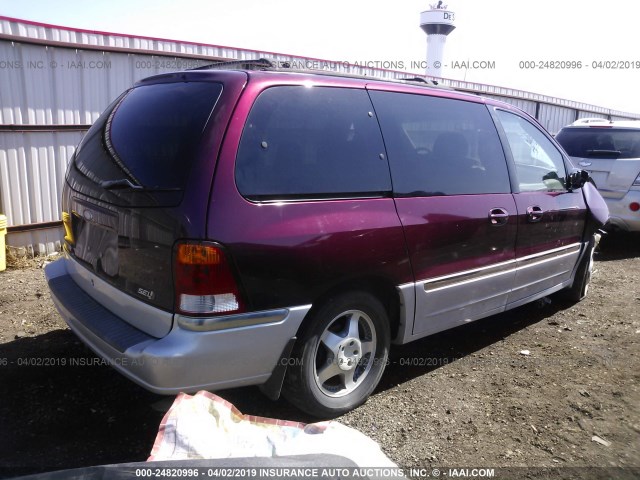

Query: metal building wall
[0,129,83,254]
[1,15,639,254]
[576,111,607,121]
[610,115,636,122]
[537,104,577,135]
[0,131,82,222]
[0,42,212,127]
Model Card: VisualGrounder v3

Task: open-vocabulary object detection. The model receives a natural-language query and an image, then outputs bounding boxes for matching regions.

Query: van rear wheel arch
[301,278,401,340]
[282,289,392,418]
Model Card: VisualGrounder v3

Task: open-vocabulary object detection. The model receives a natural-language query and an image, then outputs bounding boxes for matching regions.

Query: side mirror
[566,170,590,191]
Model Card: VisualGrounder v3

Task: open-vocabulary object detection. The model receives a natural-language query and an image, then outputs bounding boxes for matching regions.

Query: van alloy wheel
[313,309,377,398]
[283,291,390,418]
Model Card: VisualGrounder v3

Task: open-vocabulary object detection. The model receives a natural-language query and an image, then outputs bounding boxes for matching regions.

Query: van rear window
[75,82,222,190]
[556,128,640,159]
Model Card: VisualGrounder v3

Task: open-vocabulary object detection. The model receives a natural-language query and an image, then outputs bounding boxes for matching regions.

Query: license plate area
[72,200,119,277]
[587,170,609,187]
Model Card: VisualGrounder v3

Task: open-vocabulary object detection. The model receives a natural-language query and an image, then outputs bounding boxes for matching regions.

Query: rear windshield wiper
[100,178,143,190]
[585,149,621,157]
[99,178,180,192]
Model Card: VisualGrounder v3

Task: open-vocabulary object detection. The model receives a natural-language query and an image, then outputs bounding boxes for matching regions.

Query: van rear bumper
[45,257,311,394]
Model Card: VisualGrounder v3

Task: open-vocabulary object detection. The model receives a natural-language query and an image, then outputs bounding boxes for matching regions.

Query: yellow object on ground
[0,214,6,272]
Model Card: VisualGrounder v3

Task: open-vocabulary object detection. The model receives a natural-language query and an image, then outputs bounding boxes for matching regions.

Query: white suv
[556,120,640,231]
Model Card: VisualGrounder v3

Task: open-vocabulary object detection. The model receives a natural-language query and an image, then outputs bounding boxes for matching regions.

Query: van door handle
[489,208,509,226]
[526,205,544,223]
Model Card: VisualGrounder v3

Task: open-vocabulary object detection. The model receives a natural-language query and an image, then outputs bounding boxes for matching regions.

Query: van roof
[137,63,521,114]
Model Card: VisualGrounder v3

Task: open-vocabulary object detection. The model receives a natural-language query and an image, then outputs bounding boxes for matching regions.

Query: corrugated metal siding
[0,42,215,126]
[537,104,576,135]
[6,227,64,256]
[0,130,83,224]
[1,15,640,254]
[576,111,608,121]
[1,43,109,125]
[2,14,638,118]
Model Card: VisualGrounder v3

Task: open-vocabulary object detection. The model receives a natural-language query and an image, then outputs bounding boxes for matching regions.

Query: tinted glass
[75,82,222,189]
[556,128,640,159]
[236,86,391,200]
[368,91,511,197]
[496,110,567,192]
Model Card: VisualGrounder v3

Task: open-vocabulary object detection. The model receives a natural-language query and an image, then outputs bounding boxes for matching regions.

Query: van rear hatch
[556,127,640,199]
[62,71,246,335]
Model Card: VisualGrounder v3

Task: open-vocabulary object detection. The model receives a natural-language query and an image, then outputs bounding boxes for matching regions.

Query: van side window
[368,91,511,197]
[236,86,391,200]
[496,110,567,192]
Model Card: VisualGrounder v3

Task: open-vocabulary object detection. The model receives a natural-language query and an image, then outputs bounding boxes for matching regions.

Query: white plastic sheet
[149,391,396,469]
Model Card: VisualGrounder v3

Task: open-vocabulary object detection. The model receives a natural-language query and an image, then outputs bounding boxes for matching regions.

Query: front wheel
[283,291,390,418]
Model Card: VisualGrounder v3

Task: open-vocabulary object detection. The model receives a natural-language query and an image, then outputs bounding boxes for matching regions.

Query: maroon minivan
[45,64,607,417]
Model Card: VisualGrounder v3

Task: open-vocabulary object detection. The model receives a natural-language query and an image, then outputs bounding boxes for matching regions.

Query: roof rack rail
[187,57,453,91]
[399,76,439,86]
[190,58,275,71]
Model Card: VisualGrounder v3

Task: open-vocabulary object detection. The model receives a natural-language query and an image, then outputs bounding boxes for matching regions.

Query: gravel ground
[0,234,638,479]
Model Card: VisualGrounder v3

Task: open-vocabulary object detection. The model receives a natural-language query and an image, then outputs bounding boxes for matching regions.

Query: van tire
[282,292,390,418]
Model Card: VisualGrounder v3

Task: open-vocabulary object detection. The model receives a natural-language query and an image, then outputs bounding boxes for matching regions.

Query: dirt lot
[0,234,638,479]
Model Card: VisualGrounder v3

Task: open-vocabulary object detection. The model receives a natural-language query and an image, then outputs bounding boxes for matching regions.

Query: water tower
[420,2,456,78]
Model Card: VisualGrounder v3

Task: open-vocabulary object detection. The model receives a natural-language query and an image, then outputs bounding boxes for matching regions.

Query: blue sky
[1,0,639,113]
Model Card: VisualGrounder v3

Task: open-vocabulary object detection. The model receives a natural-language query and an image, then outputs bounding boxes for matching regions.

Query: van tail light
[174,242,245,316]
